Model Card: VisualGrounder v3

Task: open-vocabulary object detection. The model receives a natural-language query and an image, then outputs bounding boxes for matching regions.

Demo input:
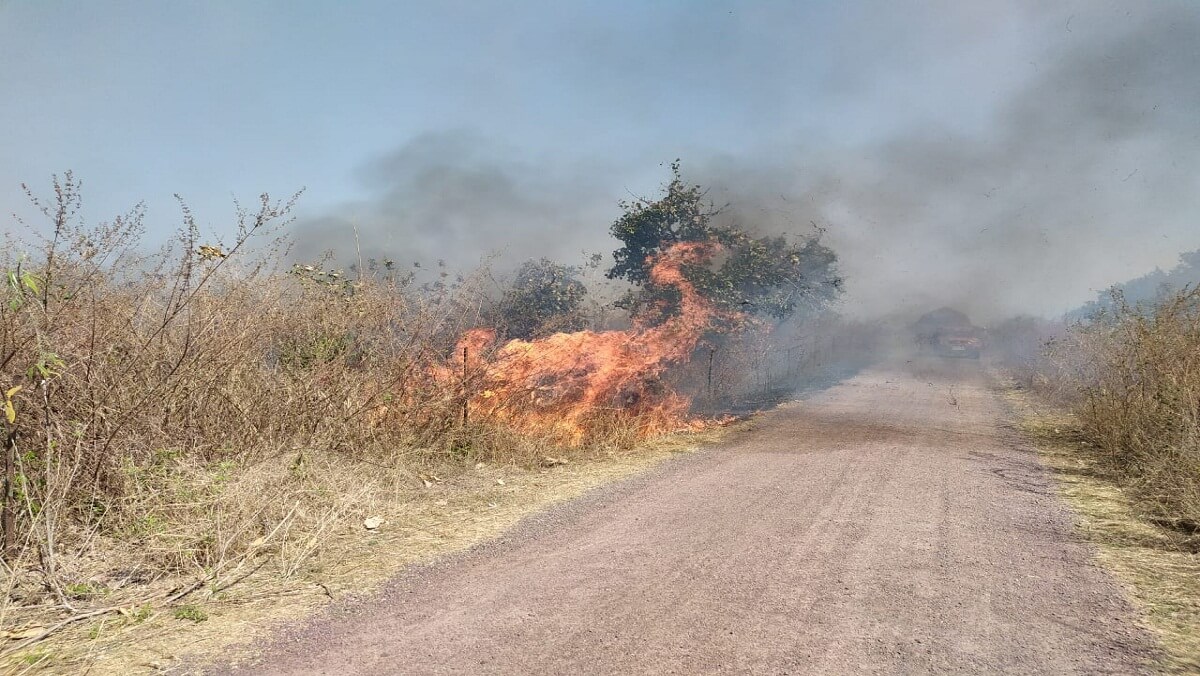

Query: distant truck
[913,308,984,359]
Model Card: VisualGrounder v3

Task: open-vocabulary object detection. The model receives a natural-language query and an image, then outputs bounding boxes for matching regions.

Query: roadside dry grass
[0,176,847,675]
[1066,288,1200,530]
[0,427,721,674]
[1006,386,1200,673]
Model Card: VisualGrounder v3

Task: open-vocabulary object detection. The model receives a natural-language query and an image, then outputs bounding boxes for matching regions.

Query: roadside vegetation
[999,285,1200,536]
[1069,289,1200,532]
[1012,401,1200,673]
[0,168,854,671]
[995,270,1200,671]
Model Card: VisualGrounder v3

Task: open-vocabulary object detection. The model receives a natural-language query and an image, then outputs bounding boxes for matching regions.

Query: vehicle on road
[913,307,985,359]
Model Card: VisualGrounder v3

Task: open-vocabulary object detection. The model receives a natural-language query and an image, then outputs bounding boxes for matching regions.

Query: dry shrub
[1066,288,1200,533]
[0,176,649,634]
[0,175,859,656]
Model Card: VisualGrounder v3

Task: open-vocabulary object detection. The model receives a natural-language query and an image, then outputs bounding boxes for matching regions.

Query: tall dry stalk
[1053,288,1200,534]
[0,177,676,634]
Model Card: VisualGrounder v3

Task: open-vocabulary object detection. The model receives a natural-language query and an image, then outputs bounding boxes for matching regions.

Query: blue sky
[0,2,1030,218]
[2,1,1197,318]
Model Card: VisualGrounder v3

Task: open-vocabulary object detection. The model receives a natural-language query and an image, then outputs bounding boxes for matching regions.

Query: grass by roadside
[0,427,723,675]
[1006,385,1200,673]
[1,176,850,675]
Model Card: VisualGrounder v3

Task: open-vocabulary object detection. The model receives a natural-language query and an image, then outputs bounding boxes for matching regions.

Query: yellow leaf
[3,385,18,423]
[197,245,227,260]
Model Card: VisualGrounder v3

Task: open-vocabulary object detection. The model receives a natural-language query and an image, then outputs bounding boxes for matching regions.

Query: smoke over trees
[276,3,1199,325]
[1073,249,1200,320]
[608,162,841,324]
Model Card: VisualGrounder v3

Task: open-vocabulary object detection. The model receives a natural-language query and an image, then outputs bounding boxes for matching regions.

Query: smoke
[290,132,621,273]
[292,2,1200,323]
[697,2,1200,322]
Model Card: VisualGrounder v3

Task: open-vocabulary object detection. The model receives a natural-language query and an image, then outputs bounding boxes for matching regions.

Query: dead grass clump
[0,173,840,669]
[1011,394,1200,673]
[1066,288,1200,534]
[998,290,1200,671]
[0,175,665,659]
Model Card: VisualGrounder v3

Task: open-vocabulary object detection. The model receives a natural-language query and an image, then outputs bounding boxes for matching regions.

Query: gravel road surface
[233,358,1155,675]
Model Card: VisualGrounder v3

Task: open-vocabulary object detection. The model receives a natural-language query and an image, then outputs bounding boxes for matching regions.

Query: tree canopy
[607,162,842,324]
[498,258,589,339]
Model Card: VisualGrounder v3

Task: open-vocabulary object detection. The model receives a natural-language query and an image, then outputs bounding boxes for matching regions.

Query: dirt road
[236,359,1154,674]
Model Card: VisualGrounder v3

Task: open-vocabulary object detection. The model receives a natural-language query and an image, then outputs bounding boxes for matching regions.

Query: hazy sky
[2,1,1198,320]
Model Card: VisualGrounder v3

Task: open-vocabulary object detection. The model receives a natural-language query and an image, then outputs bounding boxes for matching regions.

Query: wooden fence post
[707,347,716,403]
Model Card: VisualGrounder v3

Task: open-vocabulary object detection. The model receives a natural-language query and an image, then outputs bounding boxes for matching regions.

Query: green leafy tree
[608,162,842,323]
[499,258,588,339]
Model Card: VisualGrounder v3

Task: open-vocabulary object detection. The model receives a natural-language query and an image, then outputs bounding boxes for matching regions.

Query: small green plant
[27,350,65,380]
[64,582,106,599]
[126,605,153,624]
[173,604,208,623]
[210,459,237,485]
[4,262,42,311]
[19,648,54,667]
[127,512,167,538]
[86,622,105,641]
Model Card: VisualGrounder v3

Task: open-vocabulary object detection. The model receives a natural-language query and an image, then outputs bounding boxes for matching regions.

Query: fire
[442,241,729,444]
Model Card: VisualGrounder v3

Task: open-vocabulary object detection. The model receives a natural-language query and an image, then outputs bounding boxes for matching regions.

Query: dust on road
[229,359,1155,675]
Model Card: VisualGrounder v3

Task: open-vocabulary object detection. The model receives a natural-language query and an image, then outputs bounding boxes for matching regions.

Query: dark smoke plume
[293,3,1200,322]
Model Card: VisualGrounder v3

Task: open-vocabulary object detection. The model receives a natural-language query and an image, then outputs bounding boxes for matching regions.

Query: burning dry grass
[439,242,731,444]
[0,179,770,672]
[0,175,864,672]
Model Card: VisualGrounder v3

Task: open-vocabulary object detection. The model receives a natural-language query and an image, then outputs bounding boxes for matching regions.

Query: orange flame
[442,241,727,444]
